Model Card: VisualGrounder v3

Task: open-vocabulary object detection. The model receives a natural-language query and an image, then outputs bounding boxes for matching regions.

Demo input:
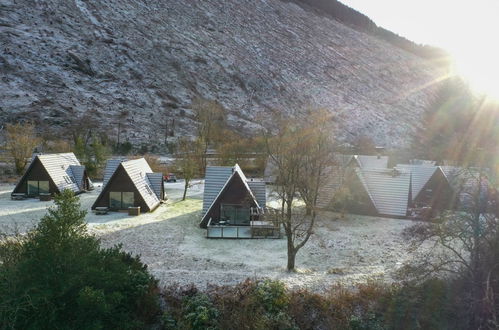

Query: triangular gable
[11,156,57,194]
[200,165,260,228]
[92,158,161,212]
[121,159,161,211]
[12,153,85,195]
[396,165,438,201]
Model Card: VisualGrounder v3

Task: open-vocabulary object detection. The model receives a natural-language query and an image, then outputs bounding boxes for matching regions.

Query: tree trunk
[306,206,311,215]
[182,179,189,201]
[287,247,296,271]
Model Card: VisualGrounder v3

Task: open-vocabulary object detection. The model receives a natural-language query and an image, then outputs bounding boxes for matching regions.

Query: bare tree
[265,109,335,271]
[192,97,226,173]
[174,138,202,201]
[403,166,499,328]
[4,122,40,175]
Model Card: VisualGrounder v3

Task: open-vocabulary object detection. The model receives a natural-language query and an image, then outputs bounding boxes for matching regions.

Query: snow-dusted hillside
[0,0,445,146]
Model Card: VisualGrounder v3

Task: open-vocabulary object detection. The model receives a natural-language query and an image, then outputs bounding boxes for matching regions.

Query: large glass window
[38,181,49,194]
[27,180,50,196]
[109,192,122,209]
[221,204,250,225]
[27,181,38,196]
[122,192,134,208]
[109,191,135,209]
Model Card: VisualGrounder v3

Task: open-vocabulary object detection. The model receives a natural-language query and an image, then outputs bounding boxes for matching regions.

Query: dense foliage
[0,190,160,329]
[159,278,482,330]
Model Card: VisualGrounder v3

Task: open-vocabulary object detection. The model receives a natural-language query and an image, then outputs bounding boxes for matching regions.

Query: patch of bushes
[0,190,160,329]
[160,278,469,330]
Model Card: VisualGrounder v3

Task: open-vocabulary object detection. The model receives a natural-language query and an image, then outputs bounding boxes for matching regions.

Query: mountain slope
[0,0,445,147]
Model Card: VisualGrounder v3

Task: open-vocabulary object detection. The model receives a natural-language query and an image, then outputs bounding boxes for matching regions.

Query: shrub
[382,279,458,330]
[255,280,297,329]
[0,190,160,329]
[181,293,219,330]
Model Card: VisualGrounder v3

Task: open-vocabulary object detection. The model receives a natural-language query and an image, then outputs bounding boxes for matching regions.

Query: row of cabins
[267,154,455,219]
[10,152,470,239]
[11,153,165,213]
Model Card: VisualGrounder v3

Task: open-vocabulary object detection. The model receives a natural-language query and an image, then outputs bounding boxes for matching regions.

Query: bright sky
[340,0,499,98]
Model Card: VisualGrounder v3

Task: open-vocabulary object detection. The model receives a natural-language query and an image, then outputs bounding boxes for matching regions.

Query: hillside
[0,0,445,147]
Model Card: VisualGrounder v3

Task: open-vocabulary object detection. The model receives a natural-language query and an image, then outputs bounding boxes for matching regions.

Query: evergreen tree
[0,190,160,329]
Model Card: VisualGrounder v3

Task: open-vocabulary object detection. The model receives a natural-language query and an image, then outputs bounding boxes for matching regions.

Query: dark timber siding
[12,158,58,195]
[205,173,258,222]
[92,165,151,212]
[413,170,453,210]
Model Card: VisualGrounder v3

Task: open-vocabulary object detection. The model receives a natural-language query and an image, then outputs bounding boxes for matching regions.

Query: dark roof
[146,172,164,200]
[202,166,234,215]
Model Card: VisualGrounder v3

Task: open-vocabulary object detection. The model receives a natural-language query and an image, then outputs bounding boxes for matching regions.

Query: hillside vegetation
[1,0,444,147]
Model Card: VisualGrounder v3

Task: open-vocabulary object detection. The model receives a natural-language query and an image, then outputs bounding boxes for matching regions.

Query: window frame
[109,191,135,210]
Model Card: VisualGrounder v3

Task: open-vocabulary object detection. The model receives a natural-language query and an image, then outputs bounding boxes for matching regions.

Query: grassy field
[0,182,423,291]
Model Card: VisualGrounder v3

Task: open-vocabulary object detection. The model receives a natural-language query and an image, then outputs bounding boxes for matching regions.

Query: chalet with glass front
[200,164,279,238]
[91,158,164,213]
[11,153,92,198]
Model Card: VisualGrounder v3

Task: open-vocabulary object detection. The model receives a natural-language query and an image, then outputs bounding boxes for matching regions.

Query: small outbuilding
[11,153,92,198]
[92,158,164,213]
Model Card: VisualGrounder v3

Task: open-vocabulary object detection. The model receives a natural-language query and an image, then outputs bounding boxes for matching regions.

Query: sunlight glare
[453,46,499,100]
[447,1,499,100]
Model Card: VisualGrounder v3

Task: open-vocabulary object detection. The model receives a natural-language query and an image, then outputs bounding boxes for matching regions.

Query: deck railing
[206,208,281,239]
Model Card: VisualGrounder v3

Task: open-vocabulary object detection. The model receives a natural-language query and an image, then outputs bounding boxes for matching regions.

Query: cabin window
[220,204,250,225]
[27,180,49,196]
[109,191,135,209]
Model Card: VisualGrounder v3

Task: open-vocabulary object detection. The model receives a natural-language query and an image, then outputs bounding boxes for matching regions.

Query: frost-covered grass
[0,183,418,291]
